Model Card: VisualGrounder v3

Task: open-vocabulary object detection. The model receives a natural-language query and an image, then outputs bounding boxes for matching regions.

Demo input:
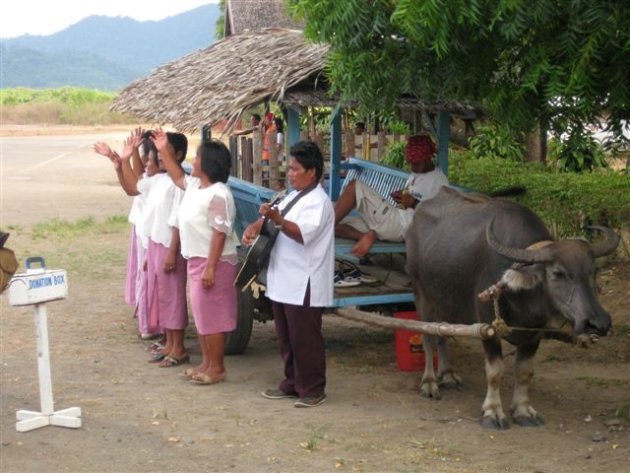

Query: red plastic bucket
[394,311,437,371]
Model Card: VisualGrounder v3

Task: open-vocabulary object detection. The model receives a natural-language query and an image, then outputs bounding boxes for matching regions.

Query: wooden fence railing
[229,129,410,189]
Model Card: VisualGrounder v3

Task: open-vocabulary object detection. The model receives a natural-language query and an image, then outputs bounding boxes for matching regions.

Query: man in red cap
[334,134,448,257]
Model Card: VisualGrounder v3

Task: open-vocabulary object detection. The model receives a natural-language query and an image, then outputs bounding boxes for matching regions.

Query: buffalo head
[486,221,619,337]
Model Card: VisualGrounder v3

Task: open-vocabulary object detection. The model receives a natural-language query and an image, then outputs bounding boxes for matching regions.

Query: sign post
[8,257,81,433]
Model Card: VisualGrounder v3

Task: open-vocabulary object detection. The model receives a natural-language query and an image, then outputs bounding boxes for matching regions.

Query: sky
[0,0,219,39]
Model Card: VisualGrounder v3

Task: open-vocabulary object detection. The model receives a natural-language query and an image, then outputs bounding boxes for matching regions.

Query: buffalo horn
[486,218,554,263]
[588,226,620,258]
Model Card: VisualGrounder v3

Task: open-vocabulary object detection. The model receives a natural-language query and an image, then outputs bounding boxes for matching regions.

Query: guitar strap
[234,182,320,290]
[260,181,318,239]
[279,182,318,217]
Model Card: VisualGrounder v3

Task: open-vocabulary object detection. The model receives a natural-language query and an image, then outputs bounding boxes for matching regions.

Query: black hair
[139,129,156,162]
[198,140,232,183]
[274,117,284,133]
[143,139,158,167]
[289,141,324,181]
[166,132,188,163]
[251,113,261,122]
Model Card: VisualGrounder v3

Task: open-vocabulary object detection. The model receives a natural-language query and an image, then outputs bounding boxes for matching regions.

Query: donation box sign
[9,269,68,306]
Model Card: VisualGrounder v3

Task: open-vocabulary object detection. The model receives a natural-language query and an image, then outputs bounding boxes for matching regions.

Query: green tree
[289,0,630,145]
[216,0,226,39]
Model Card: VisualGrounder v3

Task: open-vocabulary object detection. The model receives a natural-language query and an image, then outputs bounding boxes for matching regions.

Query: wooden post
[376,131,387,161]
[241,137,253,182]
[228,136,238,177]
[252,130,263,186]
[345,129,354,159]
[268,130,280,190]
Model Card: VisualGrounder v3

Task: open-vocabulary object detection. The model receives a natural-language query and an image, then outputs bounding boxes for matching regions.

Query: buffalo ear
[500,268,541,291]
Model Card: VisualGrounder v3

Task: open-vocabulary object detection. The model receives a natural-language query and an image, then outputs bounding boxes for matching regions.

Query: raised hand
[110,151,123,171]
[93,141,113,158]
[150,127,168,153]
[121,135,135,160]
[130,127,145,149]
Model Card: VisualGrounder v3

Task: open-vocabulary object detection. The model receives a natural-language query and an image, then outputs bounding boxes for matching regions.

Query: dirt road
[0,127,628,473]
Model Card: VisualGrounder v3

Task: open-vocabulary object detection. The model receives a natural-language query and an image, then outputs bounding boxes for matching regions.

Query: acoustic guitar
[234,190,287,290]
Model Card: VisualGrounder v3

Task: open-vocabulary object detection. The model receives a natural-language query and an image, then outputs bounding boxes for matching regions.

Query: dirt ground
[0,127,628,473]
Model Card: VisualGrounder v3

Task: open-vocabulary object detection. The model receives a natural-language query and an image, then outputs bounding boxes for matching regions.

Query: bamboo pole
[334,308,496,340]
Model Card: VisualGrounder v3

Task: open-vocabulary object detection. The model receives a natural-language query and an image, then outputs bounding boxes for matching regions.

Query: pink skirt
[135,240,158,335]
[147,239,188,330]
[124,227,137,306]
[188,257,238,335]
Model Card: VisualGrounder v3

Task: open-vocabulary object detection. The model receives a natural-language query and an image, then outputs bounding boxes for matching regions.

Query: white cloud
[0,0,218,39]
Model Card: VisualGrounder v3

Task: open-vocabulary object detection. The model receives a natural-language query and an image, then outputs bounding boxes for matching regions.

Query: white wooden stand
[15,303,82,432]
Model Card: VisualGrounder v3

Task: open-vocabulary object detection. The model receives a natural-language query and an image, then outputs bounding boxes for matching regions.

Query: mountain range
[0,3,221,91]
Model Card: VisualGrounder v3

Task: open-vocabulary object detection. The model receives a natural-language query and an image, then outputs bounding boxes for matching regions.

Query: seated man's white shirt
[398,168,448,230]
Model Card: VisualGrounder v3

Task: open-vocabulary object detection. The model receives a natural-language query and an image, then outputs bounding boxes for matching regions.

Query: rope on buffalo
[477,282,511,337]
[478,282,593,347]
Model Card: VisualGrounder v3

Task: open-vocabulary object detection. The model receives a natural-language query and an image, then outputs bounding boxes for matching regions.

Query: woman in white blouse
[153,129,238,385]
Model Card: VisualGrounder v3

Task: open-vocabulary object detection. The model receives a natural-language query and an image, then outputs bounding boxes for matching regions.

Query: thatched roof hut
[111,28,328,133]
[224,0,301,35]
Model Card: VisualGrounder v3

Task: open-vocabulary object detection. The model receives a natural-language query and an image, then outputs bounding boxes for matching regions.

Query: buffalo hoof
[438,372,462,390]
[513,414,545,427]
[481,415,511,430]
[420,381,442,400]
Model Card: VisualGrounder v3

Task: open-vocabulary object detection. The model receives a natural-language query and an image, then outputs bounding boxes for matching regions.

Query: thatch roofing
[111,29,329,133]
[224,0,301,36]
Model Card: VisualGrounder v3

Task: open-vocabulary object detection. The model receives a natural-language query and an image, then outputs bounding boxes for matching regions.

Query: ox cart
[224,157,493,354]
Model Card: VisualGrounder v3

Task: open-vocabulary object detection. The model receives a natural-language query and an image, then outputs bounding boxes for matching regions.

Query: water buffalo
[405,187,620,429]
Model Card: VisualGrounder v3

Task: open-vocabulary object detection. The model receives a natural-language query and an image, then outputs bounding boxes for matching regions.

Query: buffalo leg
[420,333,441,399]
[481,338,510,429]
[511,341,545,426]
[436,337,462,389]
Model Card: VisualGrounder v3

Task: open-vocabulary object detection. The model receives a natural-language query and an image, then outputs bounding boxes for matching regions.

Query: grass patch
[32,215,128,240]
[0,87,136,126]
[614,324,630,337]
[576,376,629,388]
[615,402,630,420]
[300,426,326,452]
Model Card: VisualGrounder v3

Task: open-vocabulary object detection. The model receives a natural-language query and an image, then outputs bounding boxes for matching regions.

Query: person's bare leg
[336,224,377,257]
[194,333,226,382]
[192,334,209,375]
[335,223,364,240]
[334,180,357,225]
[352,230,377,257]
[168,329,187,359]
[160,330,173,355]
[207,333,226,379]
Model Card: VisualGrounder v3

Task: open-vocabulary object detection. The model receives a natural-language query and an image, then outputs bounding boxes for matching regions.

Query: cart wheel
[225,287,255,355]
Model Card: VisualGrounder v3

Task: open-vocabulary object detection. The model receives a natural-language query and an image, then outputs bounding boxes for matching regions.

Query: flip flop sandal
[148,352,166,363]
[190,373,226,385]
[158,354,190,368]
[147,341,166,352]
[179,368,196,379]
